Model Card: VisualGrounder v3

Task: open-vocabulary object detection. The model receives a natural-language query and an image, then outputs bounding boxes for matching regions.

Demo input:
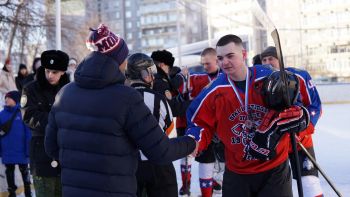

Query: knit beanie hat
[86,24,129,65]
[19,64,27,70]
[41,50,69,71]
[260,46,278,60]
[5,91,21,104]
[151,50,175,68]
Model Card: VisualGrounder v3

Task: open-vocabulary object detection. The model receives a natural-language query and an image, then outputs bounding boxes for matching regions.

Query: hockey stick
[250,1,303,196]
[296,140,343,197]
[271,27,304,197]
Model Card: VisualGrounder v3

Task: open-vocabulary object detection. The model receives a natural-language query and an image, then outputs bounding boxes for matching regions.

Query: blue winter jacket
[0,104,31,164]
[44,52,196,197]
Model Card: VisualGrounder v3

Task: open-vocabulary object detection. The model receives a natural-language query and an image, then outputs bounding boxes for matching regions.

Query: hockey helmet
[127,53,157,80]
[262,70,300,111]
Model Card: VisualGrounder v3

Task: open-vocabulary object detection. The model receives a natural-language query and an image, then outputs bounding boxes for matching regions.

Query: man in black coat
[21,50,70,197]
[151,50,190,117]
[44,24,196,197]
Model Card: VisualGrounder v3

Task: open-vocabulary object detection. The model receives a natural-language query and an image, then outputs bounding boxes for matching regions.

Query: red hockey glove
[247,105,310,160]
[247,109,282,160]
[277,105,310,134]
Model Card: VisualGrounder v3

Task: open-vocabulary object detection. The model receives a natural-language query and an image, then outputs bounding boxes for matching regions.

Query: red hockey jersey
[187,65,290,174]
[176,72,220,128]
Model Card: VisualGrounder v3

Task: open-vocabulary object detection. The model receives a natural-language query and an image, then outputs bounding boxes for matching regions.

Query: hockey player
[126,53,178,197]
[261,46,323,197]
[186,34,310,197]
[178,48,224,197]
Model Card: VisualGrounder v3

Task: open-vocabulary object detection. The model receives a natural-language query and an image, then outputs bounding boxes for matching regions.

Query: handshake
[247,105,310,161]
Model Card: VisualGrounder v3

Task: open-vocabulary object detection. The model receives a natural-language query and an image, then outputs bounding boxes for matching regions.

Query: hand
[190,141,199,157]
[277,105,310,134]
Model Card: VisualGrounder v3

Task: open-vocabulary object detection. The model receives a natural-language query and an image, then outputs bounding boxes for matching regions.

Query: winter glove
[247,105,310,160]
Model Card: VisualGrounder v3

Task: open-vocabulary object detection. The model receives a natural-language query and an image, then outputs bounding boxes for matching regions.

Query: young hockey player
[186,34,310,197]
[178,48,224,197]
[261,46,323,197]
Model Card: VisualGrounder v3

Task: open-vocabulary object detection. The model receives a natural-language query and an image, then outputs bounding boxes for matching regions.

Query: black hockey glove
[247,105,310,160]
[247,109,282,160]
[277,105,310,134]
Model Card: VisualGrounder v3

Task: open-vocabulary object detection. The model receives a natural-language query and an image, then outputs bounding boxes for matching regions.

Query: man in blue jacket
[44,24,197,197]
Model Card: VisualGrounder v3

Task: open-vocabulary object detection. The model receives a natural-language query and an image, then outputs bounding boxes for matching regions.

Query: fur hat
[86,24,129,65]
[260,46,278,60]
[5,91,21,104]
[41,50,69,71]
[151,50,175,67]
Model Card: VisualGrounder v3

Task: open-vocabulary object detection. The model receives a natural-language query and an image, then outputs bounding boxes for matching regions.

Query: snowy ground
[7,104,350,197]
[174,103,350,197]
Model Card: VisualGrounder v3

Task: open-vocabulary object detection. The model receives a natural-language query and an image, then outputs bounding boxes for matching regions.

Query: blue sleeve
[303,72,322,126]
[287,67,322,126]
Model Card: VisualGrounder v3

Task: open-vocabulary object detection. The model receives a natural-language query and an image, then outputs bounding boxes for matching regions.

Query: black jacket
[44,52,196,197]
[153,68,190,117]
[21,66,69,177]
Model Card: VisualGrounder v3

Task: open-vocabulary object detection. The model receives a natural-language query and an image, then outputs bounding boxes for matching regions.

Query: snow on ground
[175,103,350,197]
[8,104,350,197]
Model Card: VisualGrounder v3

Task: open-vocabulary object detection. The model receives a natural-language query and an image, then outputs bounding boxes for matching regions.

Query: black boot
[7,186,17,197]
[19,164,32,197]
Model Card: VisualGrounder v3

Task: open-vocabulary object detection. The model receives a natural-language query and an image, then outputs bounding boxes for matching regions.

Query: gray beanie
[260,46,278,59]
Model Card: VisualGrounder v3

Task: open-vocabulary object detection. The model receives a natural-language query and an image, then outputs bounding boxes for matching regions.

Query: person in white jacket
[0,63,17,110]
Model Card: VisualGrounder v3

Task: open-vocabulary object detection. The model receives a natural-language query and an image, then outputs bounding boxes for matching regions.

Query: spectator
[66,58,78,82]
[15,64,29,92]
[0,90,32,197]
[21,50,70,197]
[44,24,196,197]
[0,61,17,109]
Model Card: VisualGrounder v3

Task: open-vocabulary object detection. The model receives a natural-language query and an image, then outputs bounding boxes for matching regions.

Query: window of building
[127,22,132,28]
[116,12,120,19]
[126,11,132,18]
[127,33,133,39]
[125,0,131,7]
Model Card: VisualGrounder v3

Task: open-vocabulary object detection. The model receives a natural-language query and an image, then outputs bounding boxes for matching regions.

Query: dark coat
[0,104,31,164]
[15,75,28,92]
[153,68,190,117]
[21,66,69,176]
[44,52,196,197]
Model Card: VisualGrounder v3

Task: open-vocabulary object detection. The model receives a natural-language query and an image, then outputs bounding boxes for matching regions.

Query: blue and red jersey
[186,65,290,174]
[176,71,221,128]
[287,67,322,149]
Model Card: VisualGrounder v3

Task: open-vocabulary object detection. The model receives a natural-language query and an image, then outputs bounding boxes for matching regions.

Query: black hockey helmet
[126,53,157,80]
[262,70,300,111]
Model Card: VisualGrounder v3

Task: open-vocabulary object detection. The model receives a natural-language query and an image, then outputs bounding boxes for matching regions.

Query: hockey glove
[247,109,282,160]
[247,105,310,160]
[277,105,310,134]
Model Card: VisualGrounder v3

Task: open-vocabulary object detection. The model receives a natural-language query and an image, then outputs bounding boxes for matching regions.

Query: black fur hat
[41,50,69,71]
[151,50,175,67]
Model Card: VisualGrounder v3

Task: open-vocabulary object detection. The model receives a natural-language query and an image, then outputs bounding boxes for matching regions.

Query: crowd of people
[0,23,324,197]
